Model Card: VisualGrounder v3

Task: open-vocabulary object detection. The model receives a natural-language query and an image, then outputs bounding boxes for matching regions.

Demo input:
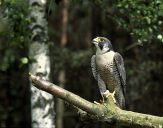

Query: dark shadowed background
[0,0,163,127]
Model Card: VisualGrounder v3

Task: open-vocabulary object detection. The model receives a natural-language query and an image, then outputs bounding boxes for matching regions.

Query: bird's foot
[94,101,101,105]
[94,99,105,104]
[104,90,116,103]
[100,99,104,104]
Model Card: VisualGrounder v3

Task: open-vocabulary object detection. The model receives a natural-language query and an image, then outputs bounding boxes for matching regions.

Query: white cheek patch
[103,46,109,51]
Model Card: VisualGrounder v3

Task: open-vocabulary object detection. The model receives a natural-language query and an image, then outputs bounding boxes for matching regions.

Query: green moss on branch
[29,73,163,127]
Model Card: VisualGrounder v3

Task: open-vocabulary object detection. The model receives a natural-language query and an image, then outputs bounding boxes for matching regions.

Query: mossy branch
[29,73,163,127]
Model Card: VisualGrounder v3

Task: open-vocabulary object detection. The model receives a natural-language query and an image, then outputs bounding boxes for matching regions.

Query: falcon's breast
[96,51,119,92]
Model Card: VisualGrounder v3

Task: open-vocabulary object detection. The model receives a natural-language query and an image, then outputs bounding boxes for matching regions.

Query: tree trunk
[29,0,55,127]
[56,0,69,128]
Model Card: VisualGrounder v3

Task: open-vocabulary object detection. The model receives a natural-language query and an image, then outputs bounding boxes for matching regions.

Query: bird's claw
[94,101,101,105]
[104,90,116,103]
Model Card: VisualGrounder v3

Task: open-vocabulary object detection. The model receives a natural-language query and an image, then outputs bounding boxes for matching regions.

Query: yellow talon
[104,90,116,103]
[94,101,101,105]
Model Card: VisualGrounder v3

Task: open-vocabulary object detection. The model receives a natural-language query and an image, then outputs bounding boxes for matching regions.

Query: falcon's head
[92,37,113,54]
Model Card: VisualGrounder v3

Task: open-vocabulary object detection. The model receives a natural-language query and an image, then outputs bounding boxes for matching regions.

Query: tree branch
[29,73,106,116]
[29,73,163,127]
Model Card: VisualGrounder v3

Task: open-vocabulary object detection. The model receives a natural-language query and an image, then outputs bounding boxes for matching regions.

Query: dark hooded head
[92,37,113,54]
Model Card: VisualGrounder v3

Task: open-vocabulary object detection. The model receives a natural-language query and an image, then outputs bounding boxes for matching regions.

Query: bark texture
[56,0,69,128]
[29,0,55,127]
[29,74,163,128]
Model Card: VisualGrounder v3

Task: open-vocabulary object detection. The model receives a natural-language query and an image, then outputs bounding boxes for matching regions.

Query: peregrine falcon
[91,37,126,108]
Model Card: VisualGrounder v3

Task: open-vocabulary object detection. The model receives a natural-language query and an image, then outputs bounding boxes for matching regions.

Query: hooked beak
[92,37,100,44]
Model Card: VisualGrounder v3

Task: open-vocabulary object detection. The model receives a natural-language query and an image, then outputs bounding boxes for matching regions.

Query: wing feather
[114,53,126,95]
[91,55,98,80]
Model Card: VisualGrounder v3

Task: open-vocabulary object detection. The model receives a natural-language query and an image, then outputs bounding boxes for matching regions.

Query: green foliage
[0,0,30,71]
[0,17,10,35]
[69,0,163,45]
[114,0,163,44]
[0,0,162,127]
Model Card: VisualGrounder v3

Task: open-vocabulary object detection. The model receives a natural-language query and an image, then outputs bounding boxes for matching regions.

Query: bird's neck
[96,49,113,55]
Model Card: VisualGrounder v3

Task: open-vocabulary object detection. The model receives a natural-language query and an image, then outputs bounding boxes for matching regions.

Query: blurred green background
[0,0,163,127]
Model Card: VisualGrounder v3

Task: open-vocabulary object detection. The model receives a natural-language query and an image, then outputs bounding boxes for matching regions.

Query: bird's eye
[93,37,104,43]
[98,38,104,43]
[99,38,104,42]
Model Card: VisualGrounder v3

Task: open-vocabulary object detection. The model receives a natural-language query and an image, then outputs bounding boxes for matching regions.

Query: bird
[91,37,126,108]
